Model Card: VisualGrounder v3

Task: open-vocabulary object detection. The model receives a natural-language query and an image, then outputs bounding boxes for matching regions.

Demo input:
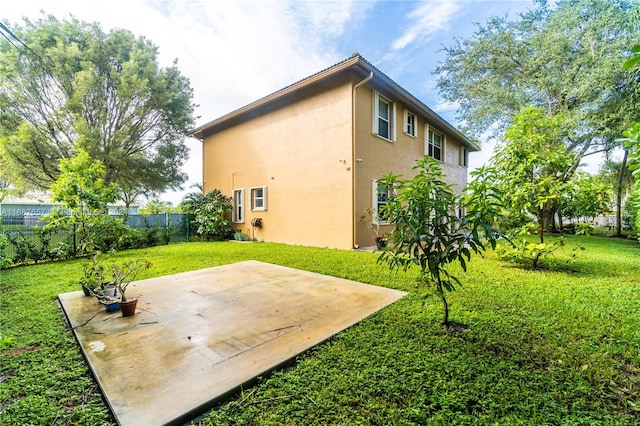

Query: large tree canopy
[435,0,640,171]
[0,15,196,204]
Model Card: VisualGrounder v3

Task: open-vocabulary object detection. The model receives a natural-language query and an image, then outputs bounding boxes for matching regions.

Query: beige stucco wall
[202,76,354,249]
[201,70,472,250]
[353,84,470,248]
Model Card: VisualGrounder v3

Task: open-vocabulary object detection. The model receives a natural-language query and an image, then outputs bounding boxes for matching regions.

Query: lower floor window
[233,189,244,223]
[373,180,390,224]
[251,186,267,211]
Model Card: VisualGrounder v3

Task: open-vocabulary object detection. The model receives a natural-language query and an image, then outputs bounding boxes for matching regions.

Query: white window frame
[425,125,444,162]
[250,186,267,211]
[372,90,396,142]
[460,146,469,167]
[232,188,245,223]
[372,180,391,225]
[403,109,417,138]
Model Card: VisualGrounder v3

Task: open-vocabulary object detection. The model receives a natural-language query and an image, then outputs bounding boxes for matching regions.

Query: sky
[4,0,542,205]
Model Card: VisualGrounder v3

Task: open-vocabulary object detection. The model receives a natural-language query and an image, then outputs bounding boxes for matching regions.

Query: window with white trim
[232,189,244,223]
[426,127,444,161]
[460,146,468,167]
[372,91,396,141]
[372,180,391,224]
[250,186,267,211]
[404,110,417,137]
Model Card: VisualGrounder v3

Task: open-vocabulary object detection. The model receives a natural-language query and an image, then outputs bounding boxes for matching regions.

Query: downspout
[352,71,373,248]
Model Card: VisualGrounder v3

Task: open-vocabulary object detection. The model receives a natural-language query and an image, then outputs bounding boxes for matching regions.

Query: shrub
[7,232,38,264]
[193,190,233,241]
[496,236,566,268]
[0,234,13,268]
[574,222,594,236]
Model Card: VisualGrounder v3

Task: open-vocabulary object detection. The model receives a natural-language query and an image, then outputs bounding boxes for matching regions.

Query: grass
[1,236,639,425]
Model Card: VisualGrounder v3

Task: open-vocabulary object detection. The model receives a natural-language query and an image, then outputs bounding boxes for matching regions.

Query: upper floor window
[426,127,444,161]
[404,110,417,137]
[373,91,395,142]
[232,188,245,223]
[251,186,267,211]
[460,146,468,167]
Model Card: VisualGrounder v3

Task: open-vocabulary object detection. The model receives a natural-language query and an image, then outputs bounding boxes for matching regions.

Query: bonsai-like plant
[111,257,152,302]
[78,252,107,296]
[81,254,151,303]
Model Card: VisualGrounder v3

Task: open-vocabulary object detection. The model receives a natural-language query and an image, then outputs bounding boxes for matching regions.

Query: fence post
[165,212,170,243]
[72,223,77,257]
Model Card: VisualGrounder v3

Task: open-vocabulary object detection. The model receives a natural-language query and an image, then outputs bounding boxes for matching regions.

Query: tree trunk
[538,208,545,244]
[532,252,541,269]
[436,278,449,326]
[543,205,556,233]
[557,209,564,234]
[440,291,449,326]
[615,150,628,237]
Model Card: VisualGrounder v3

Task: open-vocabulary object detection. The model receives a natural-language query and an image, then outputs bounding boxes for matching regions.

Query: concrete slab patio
[58,260,406,425]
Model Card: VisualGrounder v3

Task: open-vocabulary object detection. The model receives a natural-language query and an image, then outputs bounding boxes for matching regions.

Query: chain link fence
[1,213,193,264]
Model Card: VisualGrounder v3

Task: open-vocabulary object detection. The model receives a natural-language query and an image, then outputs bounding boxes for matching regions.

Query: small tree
[377,157,501,326]
[192,189,232,241]
[489,107,577,268]
[45,150,120,255]
[618,123,640,238]
[560,173,611,226]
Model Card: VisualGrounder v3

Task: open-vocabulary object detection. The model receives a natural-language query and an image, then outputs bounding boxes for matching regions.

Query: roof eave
[188,55,363,140]
[188,55,480,151]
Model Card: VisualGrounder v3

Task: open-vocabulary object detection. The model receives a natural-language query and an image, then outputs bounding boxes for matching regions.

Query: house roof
[188,53,480,151]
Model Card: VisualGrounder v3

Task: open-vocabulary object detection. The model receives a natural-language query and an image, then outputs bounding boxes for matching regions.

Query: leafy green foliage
[623,44,640,70]
[1,237,639,424]
[43,150,119,256]
[560,173,611,223]
[490,107,576,261]
[436,0,640,169]
[0,15,195,202]
[192,189,233,241]
[574,221,595,236]
[617,120,640,238]
[497,107,574,218]
[496,234,568,269]
[377,157,501,325]
[0,233,13,268]
[139,199,175,214]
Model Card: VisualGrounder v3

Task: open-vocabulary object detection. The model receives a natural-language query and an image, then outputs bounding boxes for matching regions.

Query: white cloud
[392,1,463,51]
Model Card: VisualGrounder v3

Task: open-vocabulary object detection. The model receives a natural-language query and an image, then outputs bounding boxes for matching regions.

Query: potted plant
[82,254,151,315]
[111,257,152,317]
[79,252,119,311]
[234,230,246,241]
[78,252,106,296]
[90,280,120,312]
[361,207,386,250]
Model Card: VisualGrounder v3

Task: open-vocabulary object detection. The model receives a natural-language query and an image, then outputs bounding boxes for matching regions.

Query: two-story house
[188,53,480,249]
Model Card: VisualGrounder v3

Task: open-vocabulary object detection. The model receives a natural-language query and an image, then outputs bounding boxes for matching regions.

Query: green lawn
[1,236,639,425]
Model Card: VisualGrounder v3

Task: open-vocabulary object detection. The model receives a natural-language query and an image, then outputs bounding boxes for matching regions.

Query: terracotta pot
[119,298,138,317]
